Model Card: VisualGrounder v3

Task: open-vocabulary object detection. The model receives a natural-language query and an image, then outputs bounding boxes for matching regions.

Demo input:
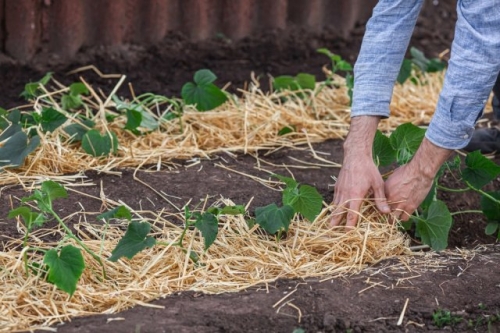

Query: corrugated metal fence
[0,0,376,62]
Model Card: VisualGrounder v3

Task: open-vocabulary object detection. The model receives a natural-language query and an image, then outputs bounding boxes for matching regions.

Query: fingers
[372,183,390,214]
[389,207,411,224]
[345,200,362,228]
[330,199,363,228]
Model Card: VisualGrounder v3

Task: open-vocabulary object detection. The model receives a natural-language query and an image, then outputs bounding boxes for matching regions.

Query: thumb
[373,185,390,214]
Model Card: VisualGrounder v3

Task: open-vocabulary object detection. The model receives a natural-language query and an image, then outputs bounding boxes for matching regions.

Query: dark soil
[1,0,499,332]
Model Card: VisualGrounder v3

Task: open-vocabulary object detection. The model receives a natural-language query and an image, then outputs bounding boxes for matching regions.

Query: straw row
[1,71,457,187]
[0,199,409,332]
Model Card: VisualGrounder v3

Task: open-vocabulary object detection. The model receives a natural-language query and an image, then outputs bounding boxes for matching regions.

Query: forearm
[426,1,500,149]
[344,116,380,157]
[408,138,452,180]
[351,0,424,118]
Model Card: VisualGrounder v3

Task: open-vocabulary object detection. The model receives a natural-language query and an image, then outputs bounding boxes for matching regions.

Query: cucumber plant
[254,174,323,237]
[373,123,500,250]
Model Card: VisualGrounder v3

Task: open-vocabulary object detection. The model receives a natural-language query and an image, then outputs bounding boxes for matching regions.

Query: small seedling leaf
[81,129,118,157]
[485,221,499,236]
[69,82,89,96]
[20,73,53,100]
[273,174,299,189]
[125,108,142,132]
[284,185,323,222]
[295,73,316,90]
[415,200,451,251]
[109,221,156,261]
[462,150,500,189]
[44,245,85,296]
[63,119,95,142]
[278,125,295,136]
[255,204,295,234]
[182,69,228,111]
[218,205,245,215]
[41,180,68,201]
[8,206,47,230]
[480,191,500,221]
[273,74,315,92]
[373,130,396,167]
[389,123,425,165]
[194,69,217,86]
[397,59,413,84]
[194,212,219,250]
[0,131,40,168]
[97,205,132,222]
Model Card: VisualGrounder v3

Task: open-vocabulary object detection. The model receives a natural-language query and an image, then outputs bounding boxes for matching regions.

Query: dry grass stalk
[0,199,409,332]
[1,72,456,187]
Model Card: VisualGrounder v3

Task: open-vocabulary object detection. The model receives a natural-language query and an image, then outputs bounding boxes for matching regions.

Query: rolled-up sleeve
[351,0,424,118]
[426,1,500,149]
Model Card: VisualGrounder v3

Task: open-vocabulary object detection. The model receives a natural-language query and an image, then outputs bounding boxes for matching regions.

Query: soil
[1,0,500,332]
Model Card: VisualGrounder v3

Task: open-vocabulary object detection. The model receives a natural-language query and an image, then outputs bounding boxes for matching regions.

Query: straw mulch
[1,70,460,187]
[0,199,409,332]
[1,70,493,331]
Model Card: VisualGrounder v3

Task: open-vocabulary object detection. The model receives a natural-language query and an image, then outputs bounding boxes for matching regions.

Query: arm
[331,0,424,227]
[386,1,500,219]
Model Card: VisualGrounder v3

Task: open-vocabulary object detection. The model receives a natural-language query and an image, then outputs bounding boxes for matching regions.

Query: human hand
[330,154,390,227]
[330,116,390,228]
[384,138,452,221]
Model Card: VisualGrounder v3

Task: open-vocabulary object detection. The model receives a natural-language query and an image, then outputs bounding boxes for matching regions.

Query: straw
[1,70,475,187]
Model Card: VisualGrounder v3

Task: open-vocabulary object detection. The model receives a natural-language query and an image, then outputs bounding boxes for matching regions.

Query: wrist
[409,138,453,179]
[343,116,381,155]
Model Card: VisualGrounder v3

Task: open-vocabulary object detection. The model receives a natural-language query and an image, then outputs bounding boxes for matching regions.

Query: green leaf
[216,205,245,215]
[485,222,498,236]
[295,73,316,90]
[97,205,132,222]
[409,47,445,73]
[44,245,85,296]
[41,180,68,201]
[415,200,452,251]
[397,59,413,84]
[125,108,142,132]
[273,74,315,92]
[373,130,396,167]
[283,185,323,222]
[194,212,219,250]
[39,107,67,133]
[81,129,118,157]
[20,73,53,100]
[336,60,353,72]
[8,206,47,230]
[462,151,500,189]
[410,47,430,72]
[389,123,425,165]
[109,222,156,261]
[181,69,228,111]
[278,125,295,136]
[194,69,217,86]
[273,174,299,189]
[61,94,83,110]
[0,108,9,130]
[480,191,500,221]
[69,82,89,96]
[426,58,446,73]
[0,131,40,168]
[63,119,95,142]
[255,204,295,234]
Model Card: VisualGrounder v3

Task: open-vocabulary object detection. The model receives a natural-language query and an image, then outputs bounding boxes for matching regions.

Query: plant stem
[50,208,107,279]
[473,188,500,204]
[450,210,482,216]
[437,185,469,193]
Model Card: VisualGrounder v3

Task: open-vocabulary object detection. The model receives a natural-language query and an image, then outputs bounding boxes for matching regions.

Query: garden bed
[1,1,499,332]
